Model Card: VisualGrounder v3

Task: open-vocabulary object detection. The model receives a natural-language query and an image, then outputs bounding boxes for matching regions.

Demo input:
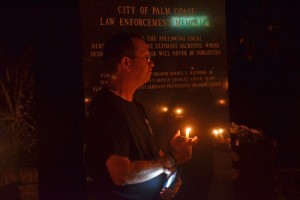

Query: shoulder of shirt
[132,99,149,118]
[132,99,144,108]
[87,88,116,114]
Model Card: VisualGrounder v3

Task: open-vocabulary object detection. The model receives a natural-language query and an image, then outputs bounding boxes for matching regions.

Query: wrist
[165,153,177,167]
[158,153,177,174]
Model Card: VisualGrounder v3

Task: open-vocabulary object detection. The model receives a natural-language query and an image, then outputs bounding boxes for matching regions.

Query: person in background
[85,33,198,200]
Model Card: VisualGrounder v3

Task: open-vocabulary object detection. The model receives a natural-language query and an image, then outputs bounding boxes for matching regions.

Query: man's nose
[149,59,155,68]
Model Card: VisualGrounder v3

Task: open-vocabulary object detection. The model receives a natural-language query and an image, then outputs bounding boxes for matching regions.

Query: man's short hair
[103,32,144,74]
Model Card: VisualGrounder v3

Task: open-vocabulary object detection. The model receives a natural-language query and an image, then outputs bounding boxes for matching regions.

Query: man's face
[128,38,154,87]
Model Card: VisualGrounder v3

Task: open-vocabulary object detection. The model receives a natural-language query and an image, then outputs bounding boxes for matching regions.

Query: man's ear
[121,56,131,72]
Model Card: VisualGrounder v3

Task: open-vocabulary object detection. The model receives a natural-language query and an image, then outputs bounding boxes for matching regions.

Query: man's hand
[160,177,182,199]
[169,130,198,165]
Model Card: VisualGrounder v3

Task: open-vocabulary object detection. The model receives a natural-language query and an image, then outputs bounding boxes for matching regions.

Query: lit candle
[212,128,224,141]
[185,127,191,141]
[175,108,182,114]
[162,107,168,112]
[213,129,219,136]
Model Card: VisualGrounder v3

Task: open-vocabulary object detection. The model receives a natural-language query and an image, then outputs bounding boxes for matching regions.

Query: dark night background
[1,0,299,199]
[227,0,299,168]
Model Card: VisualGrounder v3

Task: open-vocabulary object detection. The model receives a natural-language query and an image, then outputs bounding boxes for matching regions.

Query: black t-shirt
[85,87,165,200]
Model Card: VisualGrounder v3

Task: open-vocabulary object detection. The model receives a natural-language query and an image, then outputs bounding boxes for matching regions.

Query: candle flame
[218,99,226,105]
[175,108,182,114]
[185,127,191,138]
[213,129,219,136]
[161,106,168,112]
[212,128,224,137]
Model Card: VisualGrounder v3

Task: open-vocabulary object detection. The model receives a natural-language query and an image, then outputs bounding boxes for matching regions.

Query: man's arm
[106,131,198,186]
[106,154,172,186]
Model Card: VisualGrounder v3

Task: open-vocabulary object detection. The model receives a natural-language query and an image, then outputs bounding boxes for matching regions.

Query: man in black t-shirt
[85,33,198,200]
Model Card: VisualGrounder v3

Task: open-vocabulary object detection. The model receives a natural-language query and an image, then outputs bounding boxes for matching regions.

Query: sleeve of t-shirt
[86,102,130,161]
[104,106,129,157]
